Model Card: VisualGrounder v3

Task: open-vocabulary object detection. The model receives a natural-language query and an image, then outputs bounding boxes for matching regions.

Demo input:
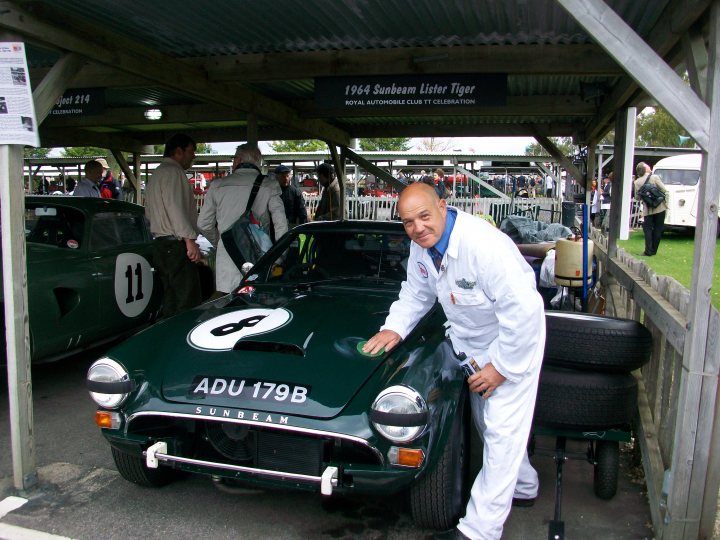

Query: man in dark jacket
[275,165,308,227]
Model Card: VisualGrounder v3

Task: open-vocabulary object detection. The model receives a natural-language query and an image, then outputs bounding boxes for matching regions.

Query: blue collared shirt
[428,207,457,261]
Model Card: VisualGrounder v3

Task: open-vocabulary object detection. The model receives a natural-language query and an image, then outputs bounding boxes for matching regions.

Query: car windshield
[245,228,411,286]
[654,168,700,186]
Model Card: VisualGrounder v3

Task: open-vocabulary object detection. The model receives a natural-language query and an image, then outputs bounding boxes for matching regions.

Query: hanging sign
[315,74,506,109]
[0,42,40,147]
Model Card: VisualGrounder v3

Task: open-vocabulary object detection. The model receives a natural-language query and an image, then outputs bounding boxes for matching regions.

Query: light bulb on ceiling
[144,108,162,120]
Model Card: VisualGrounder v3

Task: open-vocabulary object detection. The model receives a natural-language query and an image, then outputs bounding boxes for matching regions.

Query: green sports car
[2,196,162,362]
[87,220,469,529]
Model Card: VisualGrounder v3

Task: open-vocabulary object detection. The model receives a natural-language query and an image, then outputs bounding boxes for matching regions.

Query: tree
[635,107,693,147]
[359,137,412,151]
[524,137,575,157]
[415,137,453,152]
[24,147,51,159]
[270,140,326,152]
[61,146,108,158]
[152,142,214,154]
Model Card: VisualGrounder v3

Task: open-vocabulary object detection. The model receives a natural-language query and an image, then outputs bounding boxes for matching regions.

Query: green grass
[616,230,720,310]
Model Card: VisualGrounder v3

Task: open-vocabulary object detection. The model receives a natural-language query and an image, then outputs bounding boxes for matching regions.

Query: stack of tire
[534,312,653,499]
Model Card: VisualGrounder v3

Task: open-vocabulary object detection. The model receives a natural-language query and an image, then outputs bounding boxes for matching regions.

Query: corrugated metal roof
[33,0,658,57]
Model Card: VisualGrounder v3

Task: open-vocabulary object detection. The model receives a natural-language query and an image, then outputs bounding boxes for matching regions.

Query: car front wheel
[409,398,469,530]
[111,446,181,487]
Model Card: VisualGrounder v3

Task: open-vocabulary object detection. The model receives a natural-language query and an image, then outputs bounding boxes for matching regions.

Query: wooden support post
[607,108,634,257]
[1,145,36,491]
[328,143,345,219]
[586,143,596,206]
[667,4,720,537]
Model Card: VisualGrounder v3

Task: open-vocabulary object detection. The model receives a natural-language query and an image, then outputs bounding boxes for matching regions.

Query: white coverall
[382,209,546,540]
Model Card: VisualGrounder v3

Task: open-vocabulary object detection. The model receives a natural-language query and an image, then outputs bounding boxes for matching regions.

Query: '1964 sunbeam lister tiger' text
[88,221,470,530]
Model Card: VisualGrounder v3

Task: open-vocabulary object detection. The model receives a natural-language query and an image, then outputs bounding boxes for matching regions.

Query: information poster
[315,74,507,110]
[0,42,40,147]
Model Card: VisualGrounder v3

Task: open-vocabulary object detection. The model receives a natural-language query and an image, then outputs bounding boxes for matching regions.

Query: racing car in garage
[87,220,470,529]
[2,196,163,363]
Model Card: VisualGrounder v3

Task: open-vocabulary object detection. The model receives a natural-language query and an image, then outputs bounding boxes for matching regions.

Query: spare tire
[534,366,637,430]
[544,312,652,373]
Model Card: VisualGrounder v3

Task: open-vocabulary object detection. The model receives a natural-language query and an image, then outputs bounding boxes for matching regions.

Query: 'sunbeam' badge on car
[187,308,292,351]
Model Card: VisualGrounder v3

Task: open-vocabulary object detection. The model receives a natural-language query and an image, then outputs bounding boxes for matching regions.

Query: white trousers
[457,368,540,540]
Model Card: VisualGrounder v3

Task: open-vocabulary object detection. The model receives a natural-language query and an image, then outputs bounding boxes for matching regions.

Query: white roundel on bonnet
[114,253,154,318]
[187,308,292,351]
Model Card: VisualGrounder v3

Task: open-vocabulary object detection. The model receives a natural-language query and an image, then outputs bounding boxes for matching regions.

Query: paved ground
[1,348,654,539]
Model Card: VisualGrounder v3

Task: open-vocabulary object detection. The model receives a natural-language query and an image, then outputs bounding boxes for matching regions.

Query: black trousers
[153,238,201,318]
[642,211,666,255]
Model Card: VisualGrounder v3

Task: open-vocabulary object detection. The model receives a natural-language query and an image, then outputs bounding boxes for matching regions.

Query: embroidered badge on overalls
[417,261,429,278]
[455,278,476,289]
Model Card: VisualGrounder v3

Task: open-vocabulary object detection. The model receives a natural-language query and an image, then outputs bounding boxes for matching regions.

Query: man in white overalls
[364,183,546,539]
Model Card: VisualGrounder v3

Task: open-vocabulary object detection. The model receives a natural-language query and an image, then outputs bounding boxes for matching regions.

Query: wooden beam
[0,1,349,145]
[328,144,345,219]
[531,131,584,185]
[580,0,711,143]
[38,128,148,153]
[341,146,408,192]
[1,145,36,491]
[194,44,623,81]
[666,2,720,536]
[31,52,85,123]
[556,0,710,150]
[609,107,635,245]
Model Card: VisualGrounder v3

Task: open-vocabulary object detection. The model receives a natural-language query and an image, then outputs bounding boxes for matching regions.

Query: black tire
[534,367,637,430]
[593,440,619,500]
[544,312,652,373]
[410,400,469,530]
[111,446,180,487]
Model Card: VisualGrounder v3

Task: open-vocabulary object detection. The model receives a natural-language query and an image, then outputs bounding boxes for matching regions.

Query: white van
[651,153,718,232]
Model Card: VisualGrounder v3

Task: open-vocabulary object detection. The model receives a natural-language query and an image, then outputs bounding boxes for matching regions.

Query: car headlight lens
[371,385,428,443]
[87,358,133,409]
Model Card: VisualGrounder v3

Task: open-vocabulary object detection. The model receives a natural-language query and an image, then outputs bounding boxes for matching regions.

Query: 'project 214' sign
[50,87,104,116]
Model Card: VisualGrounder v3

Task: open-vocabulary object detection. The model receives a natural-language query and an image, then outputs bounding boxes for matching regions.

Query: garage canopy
[0,0,711,150]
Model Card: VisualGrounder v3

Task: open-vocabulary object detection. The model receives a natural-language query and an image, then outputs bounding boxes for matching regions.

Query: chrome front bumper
[143,441,339,495]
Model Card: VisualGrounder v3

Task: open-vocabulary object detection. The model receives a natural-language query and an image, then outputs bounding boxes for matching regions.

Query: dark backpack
[637,175,665,208]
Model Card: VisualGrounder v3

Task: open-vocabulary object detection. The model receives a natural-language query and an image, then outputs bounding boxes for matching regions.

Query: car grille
[125,415,382,477]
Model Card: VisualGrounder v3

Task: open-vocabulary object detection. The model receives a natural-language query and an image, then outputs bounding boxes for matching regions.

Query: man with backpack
[633,162,668,256]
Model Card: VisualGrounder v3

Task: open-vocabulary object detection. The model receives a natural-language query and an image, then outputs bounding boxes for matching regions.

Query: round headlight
[87,358,132,409]
[371,385,428,443]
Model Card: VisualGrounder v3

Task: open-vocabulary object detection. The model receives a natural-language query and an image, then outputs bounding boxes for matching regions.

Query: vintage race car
[88,220,469,529]
[1,196,162,362]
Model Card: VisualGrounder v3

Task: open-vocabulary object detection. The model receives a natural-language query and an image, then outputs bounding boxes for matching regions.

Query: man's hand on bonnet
[362,330,401,356]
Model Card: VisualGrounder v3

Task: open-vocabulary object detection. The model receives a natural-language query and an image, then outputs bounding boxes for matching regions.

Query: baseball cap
[95,158,110,169]
[274,165,291,174]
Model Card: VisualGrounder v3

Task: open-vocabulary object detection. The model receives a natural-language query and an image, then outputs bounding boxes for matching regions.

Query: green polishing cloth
[357,340,384,357]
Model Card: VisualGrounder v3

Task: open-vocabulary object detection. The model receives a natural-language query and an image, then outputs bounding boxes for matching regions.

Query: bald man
[364,183,546,540]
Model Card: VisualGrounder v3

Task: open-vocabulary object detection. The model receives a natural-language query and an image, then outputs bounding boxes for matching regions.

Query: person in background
[198,145,287,295]
[314,163,341,220]
[145,133,202,318]
[363,183,545,540]
[544,174,554,197]
[65,177,77,195]
[590,178,601,226]
[634,162,668,256]
[274,164,308,227]
[434,168,450,199]
[73,160,103,197]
